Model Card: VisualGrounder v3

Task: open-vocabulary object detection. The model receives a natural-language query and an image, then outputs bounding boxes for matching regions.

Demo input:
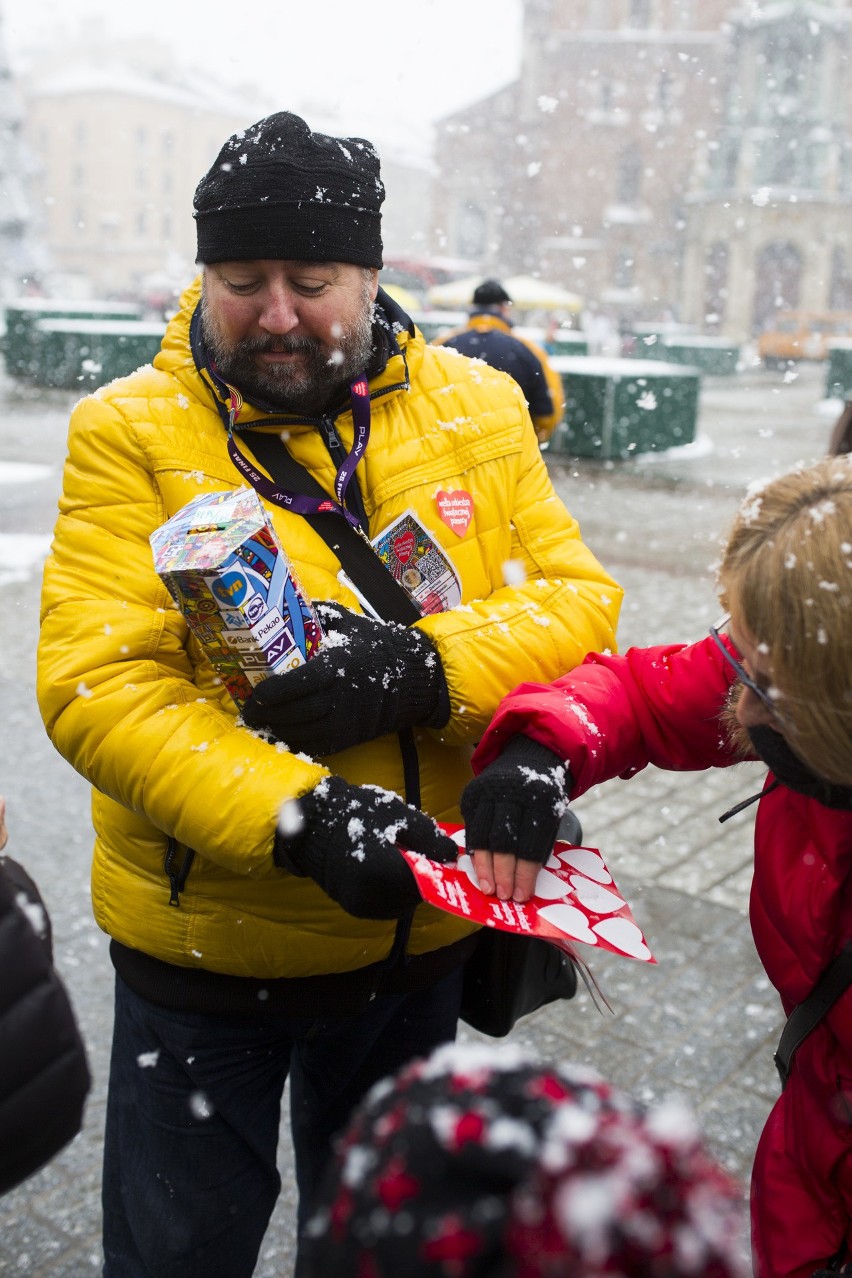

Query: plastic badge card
[400,824,655,966]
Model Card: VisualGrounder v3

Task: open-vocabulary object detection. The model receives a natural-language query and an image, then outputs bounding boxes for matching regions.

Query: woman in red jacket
[461,456,852,1278]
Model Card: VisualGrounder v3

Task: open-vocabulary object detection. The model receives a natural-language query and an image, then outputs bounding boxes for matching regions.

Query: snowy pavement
[0,363,836,1274]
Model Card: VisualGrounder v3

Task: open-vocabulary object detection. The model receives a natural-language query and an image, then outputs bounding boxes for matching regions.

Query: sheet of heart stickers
[399,824,655,965]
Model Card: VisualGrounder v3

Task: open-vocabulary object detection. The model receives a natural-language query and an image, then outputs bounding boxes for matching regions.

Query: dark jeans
[102,968,463,1277]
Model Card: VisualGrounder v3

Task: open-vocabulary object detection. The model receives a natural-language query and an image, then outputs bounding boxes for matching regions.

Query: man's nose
[258,284,299,334]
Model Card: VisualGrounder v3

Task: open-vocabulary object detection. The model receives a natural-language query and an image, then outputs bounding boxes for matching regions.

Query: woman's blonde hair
[719,456,852,784]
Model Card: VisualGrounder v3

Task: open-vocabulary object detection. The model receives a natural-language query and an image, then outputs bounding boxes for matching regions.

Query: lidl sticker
[436,490,473,537]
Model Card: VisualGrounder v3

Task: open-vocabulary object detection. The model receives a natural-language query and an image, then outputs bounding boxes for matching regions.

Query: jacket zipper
[164,838,196,907]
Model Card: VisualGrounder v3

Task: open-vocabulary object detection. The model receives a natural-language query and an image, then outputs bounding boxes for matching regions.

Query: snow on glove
[242,601,450,756]
[460,734,571,863]
[275,775,459,919]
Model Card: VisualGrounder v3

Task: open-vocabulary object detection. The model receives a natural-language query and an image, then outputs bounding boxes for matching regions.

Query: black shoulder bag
[244,431,577,1037]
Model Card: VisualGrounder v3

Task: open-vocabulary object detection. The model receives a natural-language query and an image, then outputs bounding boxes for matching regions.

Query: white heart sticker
[537,903,598,944]
[592,916,651,960]
[569,877,626,915]
[555,847,613,884]
[533,867,574,900]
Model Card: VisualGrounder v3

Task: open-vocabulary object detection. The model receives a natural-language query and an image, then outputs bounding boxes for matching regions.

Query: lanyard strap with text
[220,372,371,531]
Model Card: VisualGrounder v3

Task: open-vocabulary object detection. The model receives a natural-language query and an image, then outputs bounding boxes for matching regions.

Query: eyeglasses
[708,613,784,723]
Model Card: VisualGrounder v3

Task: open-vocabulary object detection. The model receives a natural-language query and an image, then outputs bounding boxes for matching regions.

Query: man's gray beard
[200,284,376,415]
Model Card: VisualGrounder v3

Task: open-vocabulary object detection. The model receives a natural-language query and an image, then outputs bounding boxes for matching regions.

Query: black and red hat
[301,1043,746,1277]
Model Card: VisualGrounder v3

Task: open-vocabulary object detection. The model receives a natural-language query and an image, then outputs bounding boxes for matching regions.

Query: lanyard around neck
[213,367,372,531]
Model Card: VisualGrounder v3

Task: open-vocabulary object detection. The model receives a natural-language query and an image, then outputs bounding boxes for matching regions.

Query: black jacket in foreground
[0,855,91,1195]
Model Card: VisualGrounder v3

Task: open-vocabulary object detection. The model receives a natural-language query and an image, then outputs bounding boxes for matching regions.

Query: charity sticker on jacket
[436,489,473,537]
[372,510,461,614]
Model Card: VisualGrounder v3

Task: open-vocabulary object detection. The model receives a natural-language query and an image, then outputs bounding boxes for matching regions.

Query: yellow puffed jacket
[37,279,621,980]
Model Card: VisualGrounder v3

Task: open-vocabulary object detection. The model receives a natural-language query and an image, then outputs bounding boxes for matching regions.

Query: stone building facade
[433,0,852,341]
[15,43,435,301]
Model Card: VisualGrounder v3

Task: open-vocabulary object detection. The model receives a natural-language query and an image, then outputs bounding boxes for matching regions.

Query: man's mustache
[242,334,321,355]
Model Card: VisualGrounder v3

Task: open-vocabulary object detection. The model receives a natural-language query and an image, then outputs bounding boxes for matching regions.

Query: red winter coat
[472,637,852,1278]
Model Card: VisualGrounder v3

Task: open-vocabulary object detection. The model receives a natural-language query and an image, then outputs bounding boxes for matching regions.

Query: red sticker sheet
[400,824,655,965]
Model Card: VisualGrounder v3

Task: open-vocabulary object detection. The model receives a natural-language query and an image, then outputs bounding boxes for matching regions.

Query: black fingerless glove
[460,735,571,863]
[275,776,459,919]
[242,602,451,756]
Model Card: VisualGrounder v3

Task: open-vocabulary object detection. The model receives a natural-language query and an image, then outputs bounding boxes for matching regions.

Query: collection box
[150,487,323,709]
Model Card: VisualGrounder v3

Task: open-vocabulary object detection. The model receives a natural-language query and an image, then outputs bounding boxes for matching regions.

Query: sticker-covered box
[150,487,323,709]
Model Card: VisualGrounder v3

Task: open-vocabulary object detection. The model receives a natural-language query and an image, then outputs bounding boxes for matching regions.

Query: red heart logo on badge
[393,530,416,564]
[436,490,473,537]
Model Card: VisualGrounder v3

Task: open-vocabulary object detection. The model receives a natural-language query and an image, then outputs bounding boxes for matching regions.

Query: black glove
[460,735,571,863]
[275,775,459,919]
[242,602,450,756]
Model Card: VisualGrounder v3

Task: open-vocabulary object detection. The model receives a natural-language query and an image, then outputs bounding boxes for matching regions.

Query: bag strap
[244,430,421,626]
[774,940,852,1088]
[243,430,424,810]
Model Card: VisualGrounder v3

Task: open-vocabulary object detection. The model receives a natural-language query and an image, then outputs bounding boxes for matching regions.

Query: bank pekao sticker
[372,510,461,615]
[436,489,473,537]
[399,824,655,965]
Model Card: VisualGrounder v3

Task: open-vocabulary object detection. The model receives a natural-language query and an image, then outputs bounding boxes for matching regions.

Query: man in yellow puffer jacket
[37,110,621,1278]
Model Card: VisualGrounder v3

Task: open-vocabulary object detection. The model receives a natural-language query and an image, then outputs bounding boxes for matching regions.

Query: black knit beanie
[473,278,512,306]
[193,111,385,268]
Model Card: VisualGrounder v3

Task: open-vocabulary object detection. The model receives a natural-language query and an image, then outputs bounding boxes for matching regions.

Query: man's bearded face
[200,264,376,415]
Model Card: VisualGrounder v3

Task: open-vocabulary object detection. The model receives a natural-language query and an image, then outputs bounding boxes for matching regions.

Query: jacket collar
[466,310,514,335]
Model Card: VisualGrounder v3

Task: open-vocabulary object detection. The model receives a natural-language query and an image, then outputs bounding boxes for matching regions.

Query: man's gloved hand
[275,775,459,919]
[460,735,571,903]
[242,602,450,757]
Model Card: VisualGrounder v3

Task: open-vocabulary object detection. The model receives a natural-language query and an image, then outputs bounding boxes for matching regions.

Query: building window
[704,241,729,328]
[616,146,642,203]
[629,0,651,27]
[137,208,147,236]
[830,247,852,311]
[74,121,87,147]
[753,241,803,332]
[615,250,635,287]
[456,202,487,259]
[657,69,672,110]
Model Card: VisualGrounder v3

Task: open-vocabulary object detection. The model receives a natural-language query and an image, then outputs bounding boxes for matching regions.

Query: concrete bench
[549,355,700,459]
[3,300,142,380]
[633,335,740,376]
[30,318,166,389]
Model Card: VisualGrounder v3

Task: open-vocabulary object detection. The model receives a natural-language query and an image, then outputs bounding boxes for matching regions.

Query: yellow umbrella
[427,274,583,313]
[503,275,583,312]
[425,275,484,309]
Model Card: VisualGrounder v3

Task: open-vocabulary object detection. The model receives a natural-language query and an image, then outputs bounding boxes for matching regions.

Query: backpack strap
[774,941,852,1088]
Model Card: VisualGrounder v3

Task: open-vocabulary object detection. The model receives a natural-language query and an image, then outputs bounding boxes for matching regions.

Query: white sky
[3,0,523,157]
